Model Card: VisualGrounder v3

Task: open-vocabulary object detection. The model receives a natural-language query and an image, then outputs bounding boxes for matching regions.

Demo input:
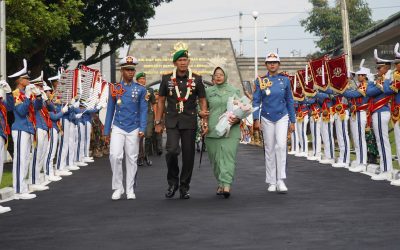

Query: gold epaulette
[12,89,22,105]
[162,71,173,76]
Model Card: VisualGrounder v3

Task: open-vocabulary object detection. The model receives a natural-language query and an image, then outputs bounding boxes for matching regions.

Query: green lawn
[0,169,12,189]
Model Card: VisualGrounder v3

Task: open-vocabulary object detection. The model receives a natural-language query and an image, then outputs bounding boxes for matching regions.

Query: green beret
[136,72,146,80]
[173,50,189,62]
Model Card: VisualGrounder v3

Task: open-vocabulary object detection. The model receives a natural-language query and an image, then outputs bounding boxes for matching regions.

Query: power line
[148,5,400,28]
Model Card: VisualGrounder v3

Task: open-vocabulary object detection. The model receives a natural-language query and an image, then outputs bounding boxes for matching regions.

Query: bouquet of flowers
[215,96,256,137]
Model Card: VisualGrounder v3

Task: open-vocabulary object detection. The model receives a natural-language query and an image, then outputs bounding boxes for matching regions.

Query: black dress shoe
[223,191,230,199]
[157,150,162,156]
[165,186,178,198]
[180,190,190,199]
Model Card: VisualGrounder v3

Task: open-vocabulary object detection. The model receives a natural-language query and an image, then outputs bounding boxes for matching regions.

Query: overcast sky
[138,0,400,57]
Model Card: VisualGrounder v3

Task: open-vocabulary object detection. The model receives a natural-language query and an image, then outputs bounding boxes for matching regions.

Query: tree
[6,0,171,78]
[6,0,84,76]
[300,0,375,54]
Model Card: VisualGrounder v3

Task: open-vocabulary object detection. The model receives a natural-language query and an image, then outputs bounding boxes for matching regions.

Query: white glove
[95,104,102,110]
[25,84,35,98]
[61,104,68,114]
[41,91,48,101]
[70,98,76,105]
[0,80,12,93]
[32,86,42,96]
[73,101,79,108]
[385,70,393,80]
[75,113,82,119]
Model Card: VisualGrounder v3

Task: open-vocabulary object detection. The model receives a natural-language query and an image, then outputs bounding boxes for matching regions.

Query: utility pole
[252,11,258,79]
[340,0,353,72]
[0,0,6,80]
[239,12,243,57]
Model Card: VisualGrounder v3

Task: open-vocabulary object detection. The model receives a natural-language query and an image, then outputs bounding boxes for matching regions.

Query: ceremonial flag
[289,74,304,101]
[326,55,349,93]
[297,68,316,97]
[309,56,329,91]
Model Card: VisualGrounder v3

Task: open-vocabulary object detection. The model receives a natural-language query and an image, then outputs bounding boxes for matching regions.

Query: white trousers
[109,126,140,193]
[297,115,309,154]
[394,121,400,166]
[321,117,335,160]
[57,119,70,170]
[68,123,77,166]
[85,122,92,157]
[349,111,367,165]
[372,112,393,172]
[30,128,49,184]
[0,137,4,185]
[261,116,289,184]
[290,121,299,153]
[76,123,85,162]
[334,111,350,164]
[310,117,321,157]
[12,131,32,194]
[45,128,59,177]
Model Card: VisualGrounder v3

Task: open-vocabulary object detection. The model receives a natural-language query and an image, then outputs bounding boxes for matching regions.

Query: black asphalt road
[1,144,400,250]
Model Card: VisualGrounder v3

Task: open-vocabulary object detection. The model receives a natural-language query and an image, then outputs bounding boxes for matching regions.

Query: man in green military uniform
[155,49,208,199]
[137,72,156,166]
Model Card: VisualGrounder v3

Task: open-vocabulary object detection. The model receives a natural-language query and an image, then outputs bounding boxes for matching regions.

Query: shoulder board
[192,72,200,76]
[279,72,289,77]
[162,72,173,76]
[12,89,20,98]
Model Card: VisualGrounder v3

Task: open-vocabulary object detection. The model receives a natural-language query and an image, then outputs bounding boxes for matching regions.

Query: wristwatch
[154,120,162,125]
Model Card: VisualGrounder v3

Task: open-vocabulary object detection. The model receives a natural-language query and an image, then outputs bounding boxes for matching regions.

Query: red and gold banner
[297,69,316,97]
[309,56,329,91]
[326,55,349,93]
[289,75,304,101]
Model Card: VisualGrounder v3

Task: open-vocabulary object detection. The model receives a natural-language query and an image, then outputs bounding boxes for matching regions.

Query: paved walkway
[1,144,400,250]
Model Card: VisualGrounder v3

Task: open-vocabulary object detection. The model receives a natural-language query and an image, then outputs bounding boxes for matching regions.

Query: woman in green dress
[204,67,241,198]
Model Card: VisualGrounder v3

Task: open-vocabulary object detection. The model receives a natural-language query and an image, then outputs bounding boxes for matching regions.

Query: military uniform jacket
[12,88,43,134]
[104,81,148,136]
[252,73,296,123]
[159,72,206,129]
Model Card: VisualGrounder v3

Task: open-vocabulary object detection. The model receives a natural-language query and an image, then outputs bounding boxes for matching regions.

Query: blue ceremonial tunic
[12,89,43,135]
[252,73,296,123]
[366,81,390,113]
[103,80,148,136]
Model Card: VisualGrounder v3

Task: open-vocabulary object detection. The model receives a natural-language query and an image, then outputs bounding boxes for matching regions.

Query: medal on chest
[260,77,273,96]
[110,83,126,105]
[171,68,196,113]
[132,86,139,102]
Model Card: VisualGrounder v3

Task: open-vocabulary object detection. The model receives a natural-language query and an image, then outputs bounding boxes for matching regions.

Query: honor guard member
[0,80,14,213]
[343,65,370,173]
[288,101,300,155]
[136,72,156,166]
[154,49,208,199]
[67,97,82,170]
[104,56,147,200]
[29,72,51,191]
[152,89,163,155]
[315,91,335,165]
[74,100,88,166]
[43,84,67,181]
[9,59,43,199]
[306,96,322,161]
[52,74,73,176]
[295,99,309,157]
[366,49,394,181]
[253,53,296,193]
[82,101,98,163]
[384,43,400,186]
